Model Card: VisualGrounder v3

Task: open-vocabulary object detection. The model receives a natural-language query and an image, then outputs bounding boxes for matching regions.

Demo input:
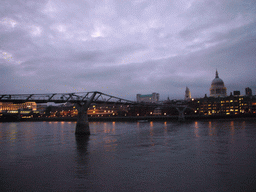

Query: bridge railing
[0,92,190,108]
[0,91,135,104]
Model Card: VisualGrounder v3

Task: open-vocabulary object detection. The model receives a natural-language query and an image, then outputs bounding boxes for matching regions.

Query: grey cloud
[66,43,146,64]
[1,0,256,99]
[1,1,47,17]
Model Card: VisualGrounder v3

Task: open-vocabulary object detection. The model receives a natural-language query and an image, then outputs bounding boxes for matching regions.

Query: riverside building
[136,93,159,103]
[190,89,256,116]
[0,102,38,119]
[187,70,255,116]
[0,102,37,112]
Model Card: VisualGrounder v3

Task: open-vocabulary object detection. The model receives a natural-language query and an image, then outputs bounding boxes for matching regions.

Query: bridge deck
[0,92,134,104]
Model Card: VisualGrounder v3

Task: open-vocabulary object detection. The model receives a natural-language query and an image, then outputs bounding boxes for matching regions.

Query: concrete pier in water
[75,93,96,135]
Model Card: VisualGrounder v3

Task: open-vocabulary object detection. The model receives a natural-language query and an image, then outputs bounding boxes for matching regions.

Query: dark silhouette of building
[245,87,252,96]
[233,91,240,96]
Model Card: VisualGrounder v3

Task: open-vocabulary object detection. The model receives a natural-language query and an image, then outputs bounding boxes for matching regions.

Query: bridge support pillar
[176,106,187,122]
[75,93,96,135]
[17,109,21,121]
[75,104,90,135]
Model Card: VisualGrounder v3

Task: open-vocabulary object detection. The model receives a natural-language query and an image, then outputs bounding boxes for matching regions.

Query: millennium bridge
[0,91,189,135]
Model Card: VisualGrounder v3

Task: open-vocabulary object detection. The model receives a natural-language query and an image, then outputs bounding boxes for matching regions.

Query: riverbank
[1,114,256,122]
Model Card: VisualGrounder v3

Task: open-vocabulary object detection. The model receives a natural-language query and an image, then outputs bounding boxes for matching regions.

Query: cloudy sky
[1,0,256,101]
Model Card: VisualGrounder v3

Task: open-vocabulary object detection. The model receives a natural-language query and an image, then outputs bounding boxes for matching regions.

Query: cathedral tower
[185,87,191,101]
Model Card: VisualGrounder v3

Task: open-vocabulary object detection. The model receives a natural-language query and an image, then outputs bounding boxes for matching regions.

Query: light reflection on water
[0,119,256,191]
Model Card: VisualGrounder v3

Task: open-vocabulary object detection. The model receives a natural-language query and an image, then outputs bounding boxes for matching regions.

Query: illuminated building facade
[136,93,159,103]
[36,104,47,114]
[45,103,130,118]
[87,103,129,117]
[192,95,256,115]
[0,102,38,119]
[0,102,37,112]
[209,70,227,97]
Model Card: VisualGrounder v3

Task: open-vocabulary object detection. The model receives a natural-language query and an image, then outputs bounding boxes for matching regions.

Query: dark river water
[1,119,256,191]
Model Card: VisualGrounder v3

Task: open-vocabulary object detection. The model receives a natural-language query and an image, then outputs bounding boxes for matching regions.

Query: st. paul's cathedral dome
[209,70,227,97]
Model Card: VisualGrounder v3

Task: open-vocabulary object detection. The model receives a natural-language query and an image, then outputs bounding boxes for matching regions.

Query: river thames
[1,119,256,191]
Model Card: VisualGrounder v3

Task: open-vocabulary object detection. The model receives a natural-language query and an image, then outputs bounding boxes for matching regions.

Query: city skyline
[1,0,256,100]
